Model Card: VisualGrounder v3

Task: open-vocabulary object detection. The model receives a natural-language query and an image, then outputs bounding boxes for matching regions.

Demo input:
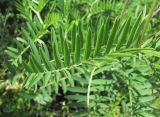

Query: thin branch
[87,67,96,108]
[139,0,159,45]
[152,5,160,17]
[120,0,129,18]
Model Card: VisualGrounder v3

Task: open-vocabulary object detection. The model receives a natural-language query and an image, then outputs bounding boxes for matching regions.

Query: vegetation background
[0,0,160,117]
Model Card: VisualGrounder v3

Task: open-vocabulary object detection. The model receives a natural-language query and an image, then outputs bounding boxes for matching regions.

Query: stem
[30,7,43,24]
[152,5,160,17]
[128,79,133,117]
[36,12,43,24]
[87,67,96,108]
[139,0,159,45]
[120,0,129,18]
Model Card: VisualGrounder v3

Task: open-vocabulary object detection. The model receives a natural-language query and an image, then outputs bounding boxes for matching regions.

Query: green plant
[3,0,160,116]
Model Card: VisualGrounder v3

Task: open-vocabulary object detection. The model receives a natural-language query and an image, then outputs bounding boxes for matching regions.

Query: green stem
[87,67,96,108]
[36,12,43,24]
[140,0,158,45]
[120,0,129,18]
[128,79,133,117]
[30,7,43,24]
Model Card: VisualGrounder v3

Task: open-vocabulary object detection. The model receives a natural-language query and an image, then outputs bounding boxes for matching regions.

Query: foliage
[1,0,160,116]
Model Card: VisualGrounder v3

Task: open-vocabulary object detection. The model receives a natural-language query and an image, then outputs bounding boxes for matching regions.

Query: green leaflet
[72,75,88,85]
[72,110,88,116]
[16,37,28,45]
[34,16,43,30]
[29,56,39,73]
[26,22,36,37]
[102,17,110,45]
[23,73,36,88]
[108,52,136,57]
[37,0,49,12]
[40,48,53,71]
[59,26,64,53]
[116,17,131,50]
[114,20,126,43]
[139,96,155,103]
[42,42,50,59]
[138,88,152,96]
[6,49,18,59]
[142,50,160,58]
[29,39,41,63]
[53,42,62,68]
[54,72,60,94]
[94,21,104,56]
[90,86,110,92]
[64,70,74,87]
[92,79,114,85]
[54,80,59,94]
[94,16,103,47]
[4,60,16,75]
[51,28,63,68]
[139,113,156,117]
[23,61,33,73]
[41,88,52,102]
[106,17,119,54]
[63,39,70,66]
[93,65,115,75]
[29,21,39,34]
[44,13,61,26]
[74,35,81,63]
[29,73,43,88]
[126,12,143,47]
[7,47,19,53]
[22,27,31,41]
[44,72,51,87]
[89,102,109,108]
[65,95,86,101]
[119,48,153,52]
[31,54,44,72]
[16,40,24,51]
[61,80,67,94]
[78,21,84,48]
[130,19,146,47]
[71,22,77,52]
[68,87,87,93]
[84,27,92,60]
